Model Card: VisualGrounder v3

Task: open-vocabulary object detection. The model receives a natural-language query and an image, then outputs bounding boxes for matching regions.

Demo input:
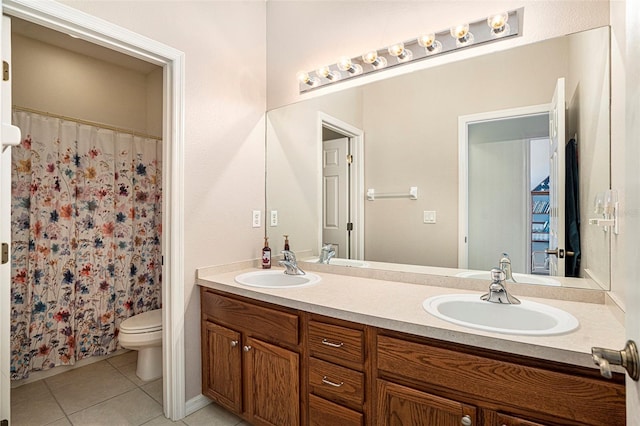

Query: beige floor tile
[67,388,162,426]
[105,351,137,368]
[10,380,66,426]
[182,403,243,426]
[45,361,136,414]
[141,379,162,404]
[140,414,186,425]
[113,359,147,387]
[44,418,72,426]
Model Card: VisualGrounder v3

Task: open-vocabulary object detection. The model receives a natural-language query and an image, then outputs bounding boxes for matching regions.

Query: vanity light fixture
[362,51,388,69]
[297,8,522,93]
[316,65,341,81]
[450,23,474,47]
[388,42,413,63]
[296,71,320,87]
[488,12,510,37]
[417,33,442,55]
[337,57,363,75]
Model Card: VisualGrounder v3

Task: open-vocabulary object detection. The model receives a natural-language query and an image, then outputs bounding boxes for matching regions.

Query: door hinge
[1,242,8,264]
[3,61,9,82]
[346,222,353,231]
[346,154,353,165]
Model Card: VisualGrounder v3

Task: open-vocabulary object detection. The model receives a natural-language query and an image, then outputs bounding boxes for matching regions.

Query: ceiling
[10,16,159,75]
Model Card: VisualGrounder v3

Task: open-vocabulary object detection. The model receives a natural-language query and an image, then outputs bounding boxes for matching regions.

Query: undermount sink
[423,294,579,336]
[235,270,321,288]
[455,271,561,286]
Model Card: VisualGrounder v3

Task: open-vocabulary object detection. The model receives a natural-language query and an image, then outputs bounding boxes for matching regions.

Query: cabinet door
[376,380,477,426]
[244,336,300,426]
[486,411,548,426]
[202,321,242,412]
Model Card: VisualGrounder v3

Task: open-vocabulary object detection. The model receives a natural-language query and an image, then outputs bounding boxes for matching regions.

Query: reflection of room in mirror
[266,26,611,290]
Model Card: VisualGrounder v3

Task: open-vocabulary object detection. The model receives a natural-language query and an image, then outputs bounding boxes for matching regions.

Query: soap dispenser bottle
[262,237,271,269]
[283,235,290,251]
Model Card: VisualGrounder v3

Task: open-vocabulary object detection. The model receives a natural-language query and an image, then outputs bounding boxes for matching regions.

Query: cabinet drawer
[377,335,625,426]
[309,357,364,409]
[308,320,364,367]
[309,394,363,426]
[201,289,299,346]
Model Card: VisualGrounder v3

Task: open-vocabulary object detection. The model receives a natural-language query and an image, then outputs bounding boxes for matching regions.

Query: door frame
[317,112,364,260]
[458,104,549,269]
[1,0,186,420]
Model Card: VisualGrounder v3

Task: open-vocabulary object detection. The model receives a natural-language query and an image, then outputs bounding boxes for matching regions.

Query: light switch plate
[423,210,436,224]
[270,210,278,227]
[252,210,261,228]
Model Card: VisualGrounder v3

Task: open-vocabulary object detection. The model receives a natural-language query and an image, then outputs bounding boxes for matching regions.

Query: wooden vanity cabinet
[201,288,301,426]
[306,316,369,426]
[200,287,625,426]
[376,331,626,426]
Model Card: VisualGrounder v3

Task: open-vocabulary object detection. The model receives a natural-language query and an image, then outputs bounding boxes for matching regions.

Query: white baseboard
[185,394,212,416]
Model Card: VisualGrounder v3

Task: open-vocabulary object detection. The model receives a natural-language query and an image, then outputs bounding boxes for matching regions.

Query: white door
[547,78,566,276]
[0,12,18,424]
[322,137,349,258]
[625,0,640,420]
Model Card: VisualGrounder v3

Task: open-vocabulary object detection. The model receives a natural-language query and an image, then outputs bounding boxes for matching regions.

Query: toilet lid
[120,309,162,333]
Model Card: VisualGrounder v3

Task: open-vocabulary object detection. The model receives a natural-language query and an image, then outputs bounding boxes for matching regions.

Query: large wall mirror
[266,26,611,290]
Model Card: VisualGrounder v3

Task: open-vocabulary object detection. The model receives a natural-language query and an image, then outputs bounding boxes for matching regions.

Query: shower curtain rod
[12,105,162,141]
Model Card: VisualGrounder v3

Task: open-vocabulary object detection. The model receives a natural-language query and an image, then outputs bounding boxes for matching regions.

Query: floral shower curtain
[10,110,162,380]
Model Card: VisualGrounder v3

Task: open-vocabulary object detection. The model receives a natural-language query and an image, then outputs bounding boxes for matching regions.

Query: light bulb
[316,65,341,81]
[337,57,363,75]
[296,71,319,87]
[488,12,510,37]
[362,51,387,69]
[417,33,442,55]
[450,23,474,47]
[387,42,413,63]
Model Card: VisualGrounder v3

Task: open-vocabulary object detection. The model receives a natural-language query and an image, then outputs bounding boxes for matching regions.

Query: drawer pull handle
[461,415,472,426]
[230,340,239,347]
[321,338,344,348]
[243,345,252,352]
[321,376,344,387]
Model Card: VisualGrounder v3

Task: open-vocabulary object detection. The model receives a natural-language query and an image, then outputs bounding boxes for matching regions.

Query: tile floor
[10,351,249,426]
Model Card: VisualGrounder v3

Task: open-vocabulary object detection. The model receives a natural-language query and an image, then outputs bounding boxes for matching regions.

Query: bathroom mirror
[266,26,611,290]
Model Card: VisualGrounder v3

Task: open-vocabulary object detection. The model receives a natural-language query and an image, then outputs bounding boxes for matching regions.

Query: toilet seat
[120,309,162,334]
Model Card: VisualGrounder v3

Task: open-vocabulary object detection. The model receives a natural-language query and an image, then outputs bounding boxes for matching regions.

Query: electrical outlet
[423,210,436,224]
[270,210,278,227]
[252,210,261,228]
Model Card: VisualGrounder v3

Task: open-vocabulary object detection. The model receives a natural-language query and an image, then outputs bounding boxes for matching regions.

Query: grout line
[42,377,72,426]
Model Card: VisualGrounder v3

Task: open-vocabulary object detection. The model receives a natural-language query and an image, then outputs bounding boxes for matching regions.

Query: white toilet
[119,309,163,381]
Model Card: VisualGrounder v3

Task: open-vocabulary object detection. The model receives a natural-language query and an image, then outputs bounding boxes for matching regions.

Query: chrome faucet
[498,252,517,282]
[279,250,305,275]
[318,244,336,264]
[481,268,521,304]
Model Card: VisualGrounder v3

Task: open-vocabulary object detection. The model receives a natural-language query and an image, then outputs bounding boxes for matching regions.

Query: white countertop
[197,266,625,371]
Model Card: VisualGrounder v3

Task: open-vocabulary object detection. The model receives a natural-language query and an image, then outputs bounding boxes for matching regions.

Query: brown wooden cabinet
[306,317,367,426]
[200,286,626,426]
[376,379,477,426]
[201,288,301,426]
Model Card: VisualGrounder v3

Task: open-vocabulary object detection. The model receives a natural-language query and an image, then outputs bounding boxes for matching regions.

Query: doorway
[458,104,552,274]
[0,0,185,420]
[318,113,364,260]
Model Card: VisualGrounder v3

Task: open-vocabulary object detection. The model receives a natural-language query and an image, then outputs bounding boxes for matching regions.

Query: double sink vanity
[197,261,626,426]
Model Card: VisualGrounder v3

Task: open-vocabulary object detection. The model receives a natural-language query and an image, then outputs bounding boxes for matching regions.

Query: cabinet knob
[243,345,252,352]
[460,415,472,426]
[230,340,238,347]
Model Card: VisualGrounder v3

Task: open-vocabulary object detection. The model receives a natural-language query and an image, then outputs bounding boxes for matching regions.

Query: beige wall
[12,34,161,135]
[56,0,267,401]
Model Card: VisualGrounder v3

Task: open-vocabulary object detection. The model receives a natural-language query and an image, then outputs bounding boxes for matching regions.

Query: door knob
[591,340,639,381]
